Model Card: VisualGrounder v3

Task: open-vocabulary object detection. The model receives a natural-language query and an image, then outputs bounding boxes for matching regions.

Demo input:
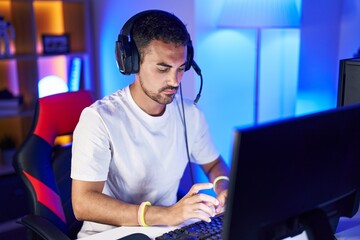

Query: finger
[215,192,227,213]
[215,204,226,214]
[191,212,212,223]
[187,183,213,196]
[190,193,219,207]
[216,195,226,206]
[216,190,228,206]
[188,208,215,223]
[193,202,215,218]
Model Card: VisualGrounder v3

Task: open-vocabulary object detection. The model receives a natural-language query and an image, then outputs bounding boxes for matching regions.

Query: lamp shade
[218,0,301,28]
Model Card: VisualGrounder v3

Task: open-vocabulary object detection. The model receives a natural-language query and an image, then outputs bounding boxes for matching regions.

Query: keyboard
[155,213,224,240]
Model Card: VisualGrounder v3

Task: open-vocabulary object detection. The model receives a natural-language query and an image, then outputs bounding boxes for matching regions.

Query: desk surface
[79,216,360,240]
[79,225,175,240]
[78,219,197,240]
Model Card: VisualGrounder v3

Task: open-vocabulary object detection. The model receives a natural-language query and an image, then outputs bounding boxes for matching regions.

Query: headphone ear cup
[185,41,194,71]
[130,40,140,74]
[115,35,140,75]
[115,35,133,75]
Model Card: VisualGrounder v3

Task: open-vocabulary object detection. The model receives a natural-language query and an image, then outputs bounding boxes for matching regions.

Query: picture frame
[42,34,70,54]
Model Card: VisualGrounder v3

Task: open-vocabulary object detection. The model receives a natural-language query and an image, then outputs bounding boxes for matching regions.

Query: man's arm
[72,179,139,226]
[72,179,220,226]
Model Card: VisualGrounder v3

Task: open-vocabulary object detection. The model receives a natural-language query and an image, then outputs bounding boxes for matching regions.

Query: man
[71,10,229,237]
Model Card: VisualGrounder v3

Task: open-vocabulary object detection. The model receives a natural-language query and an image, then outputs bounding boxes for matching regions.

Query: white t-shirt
[71,86,219,237]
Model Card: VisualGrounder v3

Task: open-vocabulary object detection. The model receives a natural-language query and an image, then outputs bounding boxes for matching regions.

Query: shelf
[0,54,36,61]
[0,110,33,119]
[0,52,89,62]
[0,0,94,149]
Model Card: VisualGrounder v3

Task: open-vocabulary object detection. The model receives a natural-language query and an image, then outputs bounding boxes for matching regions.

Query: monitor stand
[301,209,335,240]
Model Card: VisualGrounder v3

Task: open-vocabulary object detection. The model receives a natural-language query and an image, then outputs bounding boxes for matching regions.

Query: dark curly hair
[131,11,191,63]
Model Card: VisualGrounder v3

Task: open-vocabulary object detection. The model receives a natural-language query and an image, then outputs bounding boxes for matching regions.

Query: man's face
[137,40,187,105]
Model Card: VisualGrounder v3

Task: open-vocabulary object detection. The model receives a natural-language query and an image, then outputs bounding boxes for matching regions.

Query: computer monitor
[222,103,360,240]
[337,58,360,107]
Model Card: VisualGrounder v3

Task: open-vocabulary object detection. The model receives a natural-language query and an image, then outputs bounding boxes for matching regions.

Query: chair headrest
[33,90,94,145]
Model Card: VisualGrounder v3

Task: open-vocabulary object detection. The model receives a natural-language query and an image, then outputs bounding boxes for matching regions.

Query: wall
[194,0,301,172]
[193,0,360,168]
[296,0,343,115]
[338,0,360,59]
[297,0,360,115]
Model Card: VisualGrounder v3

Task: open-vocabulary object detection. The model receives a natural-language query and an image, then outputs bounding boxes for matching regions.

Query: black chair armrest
[17,214,71,240]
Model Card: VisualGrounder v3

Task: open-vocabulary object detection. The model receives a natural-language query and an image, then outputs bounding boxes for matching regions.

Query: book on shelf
[0,97,22,106]
[0,107,23,116]
[0,97,23,115]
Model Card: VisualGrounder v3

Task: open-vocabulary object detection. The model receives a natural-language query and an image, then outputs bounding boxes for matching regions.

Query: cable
[177,61,203,186]
[192,61,203,105]
[179,83,195,186]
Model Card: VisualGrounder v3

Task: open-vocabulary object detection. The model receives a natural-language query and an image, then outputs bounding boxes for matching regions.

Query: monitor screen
[337,58,360,107]
[222,104,360,240]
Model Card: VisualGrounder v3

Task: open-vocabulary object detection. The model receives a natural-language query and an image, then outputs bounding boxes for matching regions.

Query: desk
[335,215,360,240]
[79,216,360,240]
[336,225,360,240]
[78,225,176,240]
[77,220,197,240]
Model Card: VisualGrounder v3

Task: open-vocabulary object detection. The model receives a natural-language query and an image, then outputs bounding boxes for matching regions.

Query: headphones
[115,10,202,105]
[115,10,194,75]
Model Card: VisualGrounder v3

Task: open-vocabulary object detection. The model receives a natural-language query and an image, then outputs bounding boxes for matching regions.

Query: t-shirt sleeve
[71,107,112,181]
[189,106,220,165]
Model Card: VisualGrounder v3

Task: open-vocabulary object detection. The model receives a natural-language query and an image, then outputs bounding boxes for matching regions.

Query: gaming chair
[12,90,94,240]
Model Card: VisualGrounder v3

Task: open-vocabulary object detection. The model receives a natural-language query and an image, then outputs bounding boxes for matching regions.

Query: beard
[139,78,178,105]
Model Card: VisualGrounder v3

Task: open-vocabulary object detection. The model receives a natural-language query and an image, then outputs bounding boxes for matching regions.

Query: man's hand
[215,189,228,214]
[165,183,219,226]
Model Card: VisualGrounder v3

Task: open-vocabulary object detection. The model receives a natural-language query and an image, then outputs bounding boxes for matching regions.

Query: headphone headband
[120,10,162,39]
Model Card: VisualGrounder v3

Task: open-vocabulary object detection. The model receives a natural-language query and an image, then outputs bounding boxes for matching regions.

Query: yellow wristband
[213,176,229,193]
[138,201,151,227]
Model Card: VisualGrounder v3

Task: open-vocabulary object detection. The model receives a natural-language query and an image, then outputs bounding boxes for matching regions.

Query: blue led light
[68,57,82,92]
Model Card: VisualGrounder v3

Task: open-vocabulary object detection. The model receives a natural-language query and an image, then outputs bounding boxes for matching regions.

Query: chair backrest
[13,90,94,239]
